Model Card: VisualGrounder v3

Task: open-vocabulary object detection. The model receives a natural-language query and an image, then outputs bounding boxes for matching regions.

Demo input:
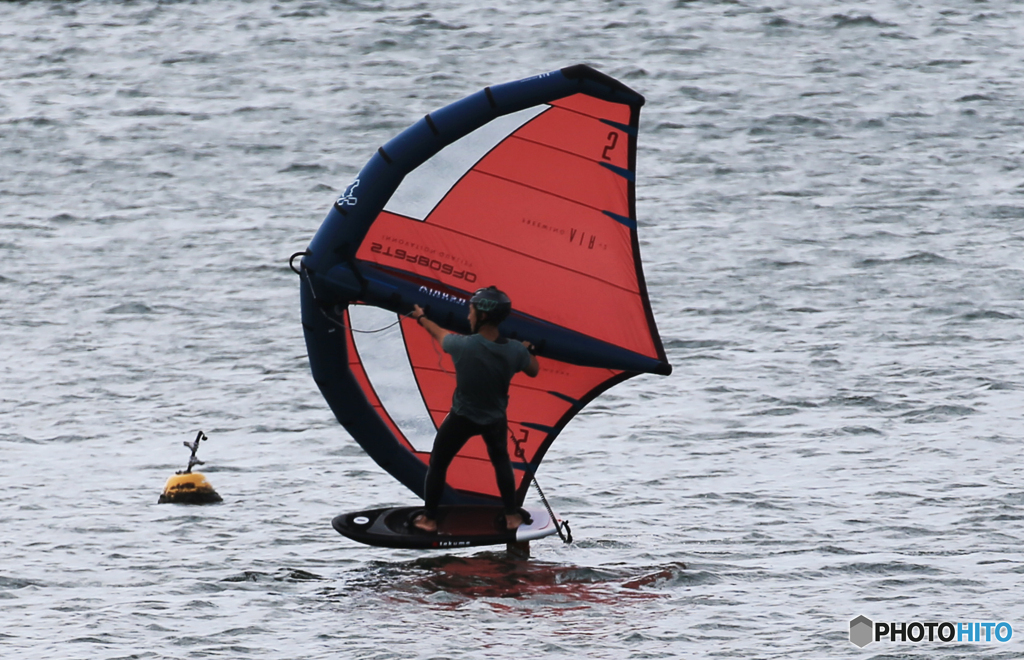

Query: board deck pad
[332,505,557,549]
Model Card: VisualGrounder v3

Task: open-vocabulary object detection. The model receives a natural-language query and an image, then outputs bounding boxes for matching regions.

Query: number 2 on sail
[602,131,619,160]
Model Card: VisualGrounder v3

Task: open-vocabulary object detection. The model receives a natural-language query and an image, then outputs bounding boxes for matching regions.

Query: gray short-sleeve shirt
[442,333,532,425]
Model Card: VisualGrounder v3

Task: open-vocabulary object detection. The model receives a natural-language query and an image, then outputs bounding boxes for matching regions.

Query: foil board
[332,505,557,549]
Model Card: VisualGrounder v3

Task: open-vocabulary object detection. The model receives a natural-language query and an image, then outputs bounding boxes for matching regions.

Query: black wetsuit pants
[423,412,517,518]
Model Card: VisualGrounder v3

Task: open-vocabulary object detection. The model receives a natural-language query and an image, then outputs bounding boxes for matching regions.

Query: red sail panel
[359,208,654,357]
[437,174,636,285]
[514,104,630,171]
[476,138,629,216]
[356,93,656,357]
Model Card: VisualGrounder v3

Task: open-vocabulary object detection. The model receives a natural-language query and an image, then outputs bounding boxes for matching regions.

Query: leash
[510,430,573,544]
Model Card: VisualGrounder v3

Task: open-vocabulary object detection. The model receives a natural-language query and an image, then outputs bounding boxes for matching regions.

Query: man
[408,286,540,533]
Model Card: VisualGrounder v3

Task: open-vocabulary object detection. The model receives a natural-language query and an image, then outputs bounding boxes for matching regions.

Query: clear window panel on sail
[347,304,437,453]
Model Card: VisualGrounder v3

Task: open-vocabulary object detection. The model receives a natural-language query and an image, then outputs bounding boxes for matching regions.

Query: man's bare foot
[505,512,523,530]
[412,513,437,533]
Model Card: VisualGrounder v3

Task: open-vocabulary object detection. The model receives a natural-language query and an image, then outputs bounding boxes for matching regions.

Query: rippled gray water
[3,1,1024,658]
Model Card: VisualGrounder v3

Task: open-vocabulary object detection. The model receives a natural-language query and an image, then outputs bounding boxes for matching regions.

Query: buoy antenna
[180,430,208,474]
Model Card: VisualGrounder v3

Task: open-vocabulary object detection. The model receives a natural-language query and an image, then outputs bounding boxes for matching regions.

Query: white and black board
[332,505,558,549]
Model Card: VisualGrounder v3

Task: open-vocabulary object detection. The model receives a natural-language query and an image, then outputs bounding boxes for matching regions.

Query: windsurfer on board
[409,286,540,533]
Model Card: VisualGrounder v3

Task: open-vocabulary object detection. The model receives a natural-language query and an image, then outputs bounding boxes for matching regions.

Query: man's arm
[411,304,450,344]
[521,342,540,378]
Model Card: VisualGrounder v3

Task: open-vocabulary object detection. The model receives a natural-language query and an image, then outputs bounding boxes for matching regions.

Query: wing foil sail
[301,65,670,506]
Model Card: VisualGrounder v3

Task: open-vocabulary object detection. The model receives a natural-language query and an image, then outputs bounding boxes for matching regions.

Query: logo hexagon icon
[850,615,873,648]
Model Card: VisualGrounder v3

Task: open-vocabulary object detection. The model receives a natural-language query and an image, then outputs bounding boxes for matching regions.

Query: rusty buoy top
[159,431,223,504]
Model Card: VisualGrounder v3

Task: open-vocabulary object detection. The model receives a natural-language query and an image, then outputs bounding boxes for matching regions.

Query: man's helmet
[469,286,512,325]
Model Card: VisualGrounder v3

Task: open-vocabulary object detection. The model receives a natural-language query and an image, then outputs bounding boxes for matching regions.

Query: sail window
[348,304,437,453]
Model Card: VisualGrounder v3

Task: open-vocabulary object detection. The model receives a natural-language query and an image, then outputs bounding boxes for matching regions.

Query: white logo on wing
[337,178,360,207]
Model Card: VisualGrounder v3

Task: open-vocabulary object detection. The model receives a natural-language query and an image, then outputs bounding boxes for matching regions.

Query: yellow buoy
[159,471,223,504]
[159,430,223,504]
